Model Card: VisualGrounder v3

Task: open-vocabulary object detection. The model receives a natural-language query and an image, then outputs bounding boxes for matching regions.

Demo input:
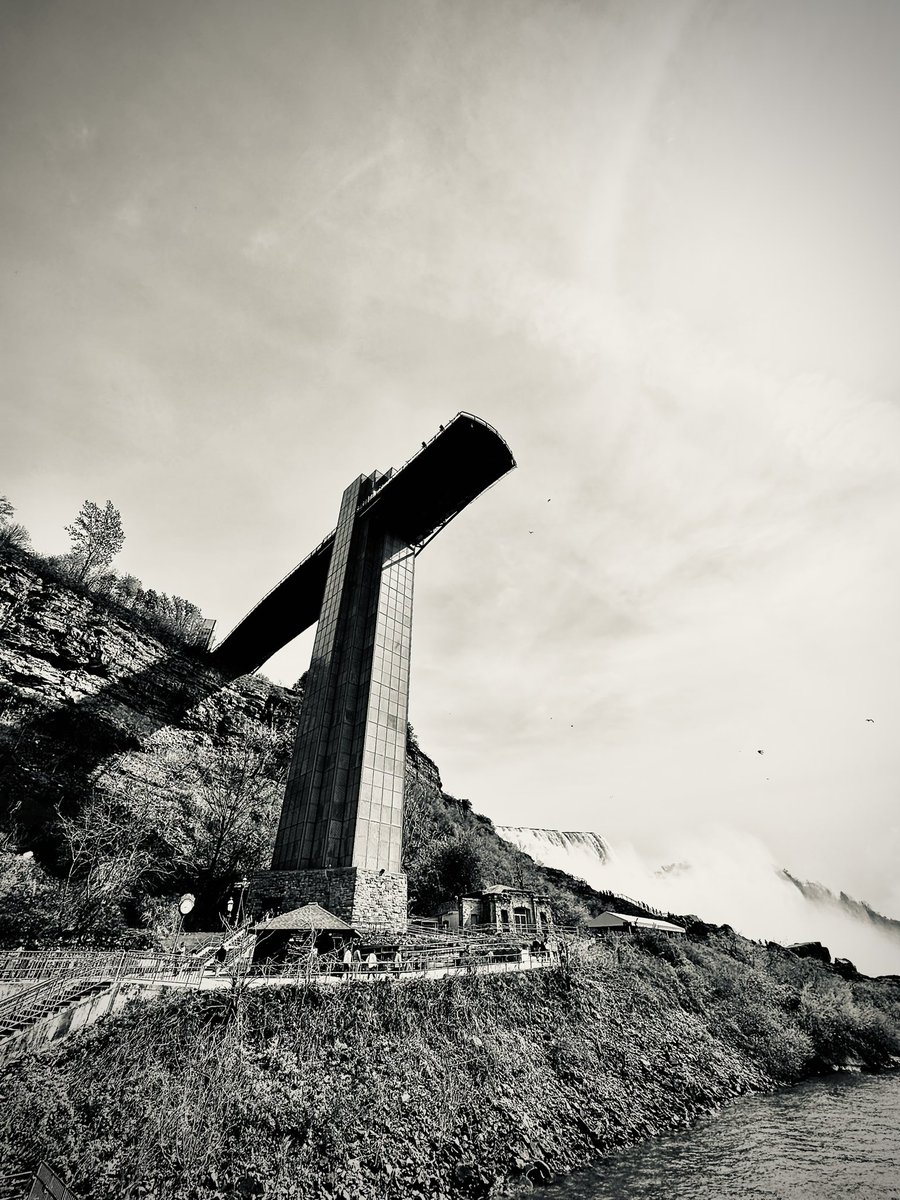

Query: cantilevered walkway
[211,412,515,677]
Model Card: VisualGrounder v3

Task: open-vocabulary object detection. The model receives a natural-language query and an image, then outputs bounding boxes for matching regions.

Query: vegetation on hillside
[1,931,898,1199]
[403,737,673,927]
[405,751,592,926]
[0,495,209,646]
[0,709,299,945]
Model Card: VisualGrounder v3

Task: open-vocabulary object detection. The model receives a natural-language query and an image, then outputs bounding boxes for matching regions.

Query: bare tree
[0,522,30,552]
[55,792,156,935]
[0,495,30,553]
[64,499,125,581]
[178,726,283,891]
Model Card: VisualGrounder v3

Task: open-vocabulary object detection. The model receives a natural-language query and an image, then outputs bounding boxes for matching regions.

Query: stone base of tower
[247,867,408,933]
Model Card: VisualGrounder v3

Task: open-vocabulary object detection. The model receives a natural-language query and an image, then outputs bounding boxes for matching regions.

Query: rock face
[406,738,443,795]
[0,554,301,858]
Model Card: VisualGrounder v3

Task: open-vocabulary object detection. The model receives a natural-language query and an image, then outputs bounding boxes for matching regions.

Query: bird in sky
[866,718,875,723]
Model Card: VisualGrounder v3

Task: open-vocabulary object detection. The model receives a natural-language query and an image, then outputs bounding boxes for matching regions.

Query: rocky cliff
[0,553,300,845]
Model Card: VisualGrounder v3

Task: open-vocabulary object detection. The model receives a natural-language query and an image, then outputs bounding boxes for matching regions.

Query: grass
[1,931,898,1199]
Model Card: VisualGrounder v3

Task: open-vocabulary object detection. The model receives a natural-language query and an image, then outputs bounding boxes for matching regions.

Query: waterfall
[497,825,900,977]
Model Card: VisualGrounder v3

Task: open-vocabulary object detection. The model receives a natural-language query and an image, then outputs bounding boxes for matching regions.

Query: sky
[3,0,900,913]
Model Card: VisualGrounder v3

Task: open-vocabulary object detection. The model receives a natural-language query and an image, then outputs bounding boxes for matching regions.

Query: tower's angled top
[358,412,516,546]
[212,413,515,676]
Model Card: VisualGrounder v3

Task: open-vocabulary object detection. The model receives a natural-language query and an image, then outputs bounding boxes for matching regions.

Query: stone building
[438,885,555,936]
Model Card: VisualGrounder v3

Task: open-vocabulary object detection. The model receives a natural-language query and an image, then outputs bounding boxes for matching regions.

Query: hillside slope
[1,931,898,1199]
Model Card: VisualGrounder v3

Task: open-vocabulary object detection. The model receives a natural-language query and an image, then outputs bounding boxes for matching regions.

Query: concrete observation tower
[213,414,515,931]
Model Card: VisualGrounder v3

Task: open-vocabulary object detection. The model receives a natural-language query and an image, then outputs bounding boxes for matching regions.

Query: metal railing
[0,974,112,1039]
[0,925,562,1031]
[0,1169,32,1200]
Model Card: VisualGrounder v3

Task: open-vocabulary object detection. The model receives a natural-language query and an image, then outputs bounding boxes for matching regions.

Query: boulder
[832,957,863,981]
[786,941,831,964]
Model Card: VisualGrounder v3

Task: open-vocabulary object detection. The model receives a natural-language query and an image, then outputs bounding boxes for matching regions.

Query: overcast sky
[3,0,899,912]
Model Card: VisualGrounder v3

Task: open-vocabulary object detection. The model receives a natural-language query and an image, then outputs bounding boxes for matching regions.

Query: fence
[0,948,206,994]
[0,927,559,1004]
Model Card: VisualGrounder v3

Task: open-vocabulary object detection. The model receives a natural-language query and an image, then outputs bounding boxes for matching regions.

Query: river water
[530,1072,900,1199]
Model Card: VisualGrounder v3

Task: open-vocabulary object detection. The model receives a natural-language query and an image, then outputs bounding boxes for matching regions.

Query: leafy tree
[114,574,144,604]
[170,595,202,639]
[412,833,485,915]
[89,571,118,597]
[64,500,125,581]
[0,496,14,524]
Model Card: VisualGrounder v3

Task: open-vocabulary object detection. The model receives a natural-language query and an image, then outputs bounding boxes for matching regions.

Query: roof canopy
[584,911,685,934]
[254,902,356,933]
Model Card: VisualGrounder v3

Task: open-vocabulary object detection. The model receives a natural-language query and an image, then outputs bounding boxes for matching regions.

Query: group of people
[339,946,402,975]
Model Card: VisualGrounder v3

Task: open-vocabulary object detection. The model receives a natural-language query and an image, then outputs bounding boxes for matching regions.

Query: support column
[257,474,414,931]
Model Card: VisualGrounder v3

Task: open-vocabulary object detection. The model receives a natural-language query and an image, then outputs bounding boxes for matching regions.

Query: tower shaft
[272,473,413,876]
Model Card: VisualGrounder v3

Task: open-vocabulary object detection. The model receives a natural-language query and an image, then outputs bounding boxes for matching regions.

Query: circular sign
[178,893,196,916]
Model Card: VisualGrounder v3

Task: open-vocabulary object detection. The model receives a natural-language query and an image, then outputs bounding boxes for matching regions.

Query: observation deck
[212,413,515,676]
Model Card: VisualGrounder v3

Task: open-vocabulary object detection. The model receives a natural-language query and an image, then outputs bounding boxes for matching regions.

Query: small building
[252,902,358,964]
[437,885,554,936]
[583,910,685,935]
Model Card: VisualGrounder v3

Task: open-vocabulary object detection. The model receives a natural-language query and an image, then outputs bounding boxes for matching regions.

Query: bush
[0,523,30,553]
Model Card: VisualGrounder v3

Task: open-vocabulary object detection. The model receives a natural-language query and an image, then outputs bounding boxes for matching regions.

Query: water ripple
[530,1073,900,1200]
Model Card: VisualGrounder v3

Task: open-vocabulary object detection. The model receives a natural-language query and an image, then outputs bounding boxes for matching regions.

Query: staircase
[0,977,114,1062]
[0,1162,79,1200]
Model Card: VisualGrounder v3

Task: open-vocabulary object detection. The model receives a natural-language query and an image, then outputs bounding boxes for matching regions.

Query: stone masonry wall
[248,867,408,932]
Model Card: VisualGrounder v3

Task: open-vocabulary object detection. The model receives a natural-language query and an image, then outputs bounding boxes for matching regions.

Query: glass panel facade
[353,532,414,874]
[271,475,414,877]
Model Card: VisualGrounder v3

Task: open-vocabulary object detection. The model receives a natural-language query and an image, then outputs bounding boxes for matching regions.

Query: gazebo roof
[254,903,356,933]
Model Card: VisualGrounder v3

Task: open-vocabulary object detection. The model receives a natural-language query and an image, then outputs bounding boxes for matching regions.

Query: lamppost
[234,877,250,924]
[156,893,195,987]
[174,893,195,958]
